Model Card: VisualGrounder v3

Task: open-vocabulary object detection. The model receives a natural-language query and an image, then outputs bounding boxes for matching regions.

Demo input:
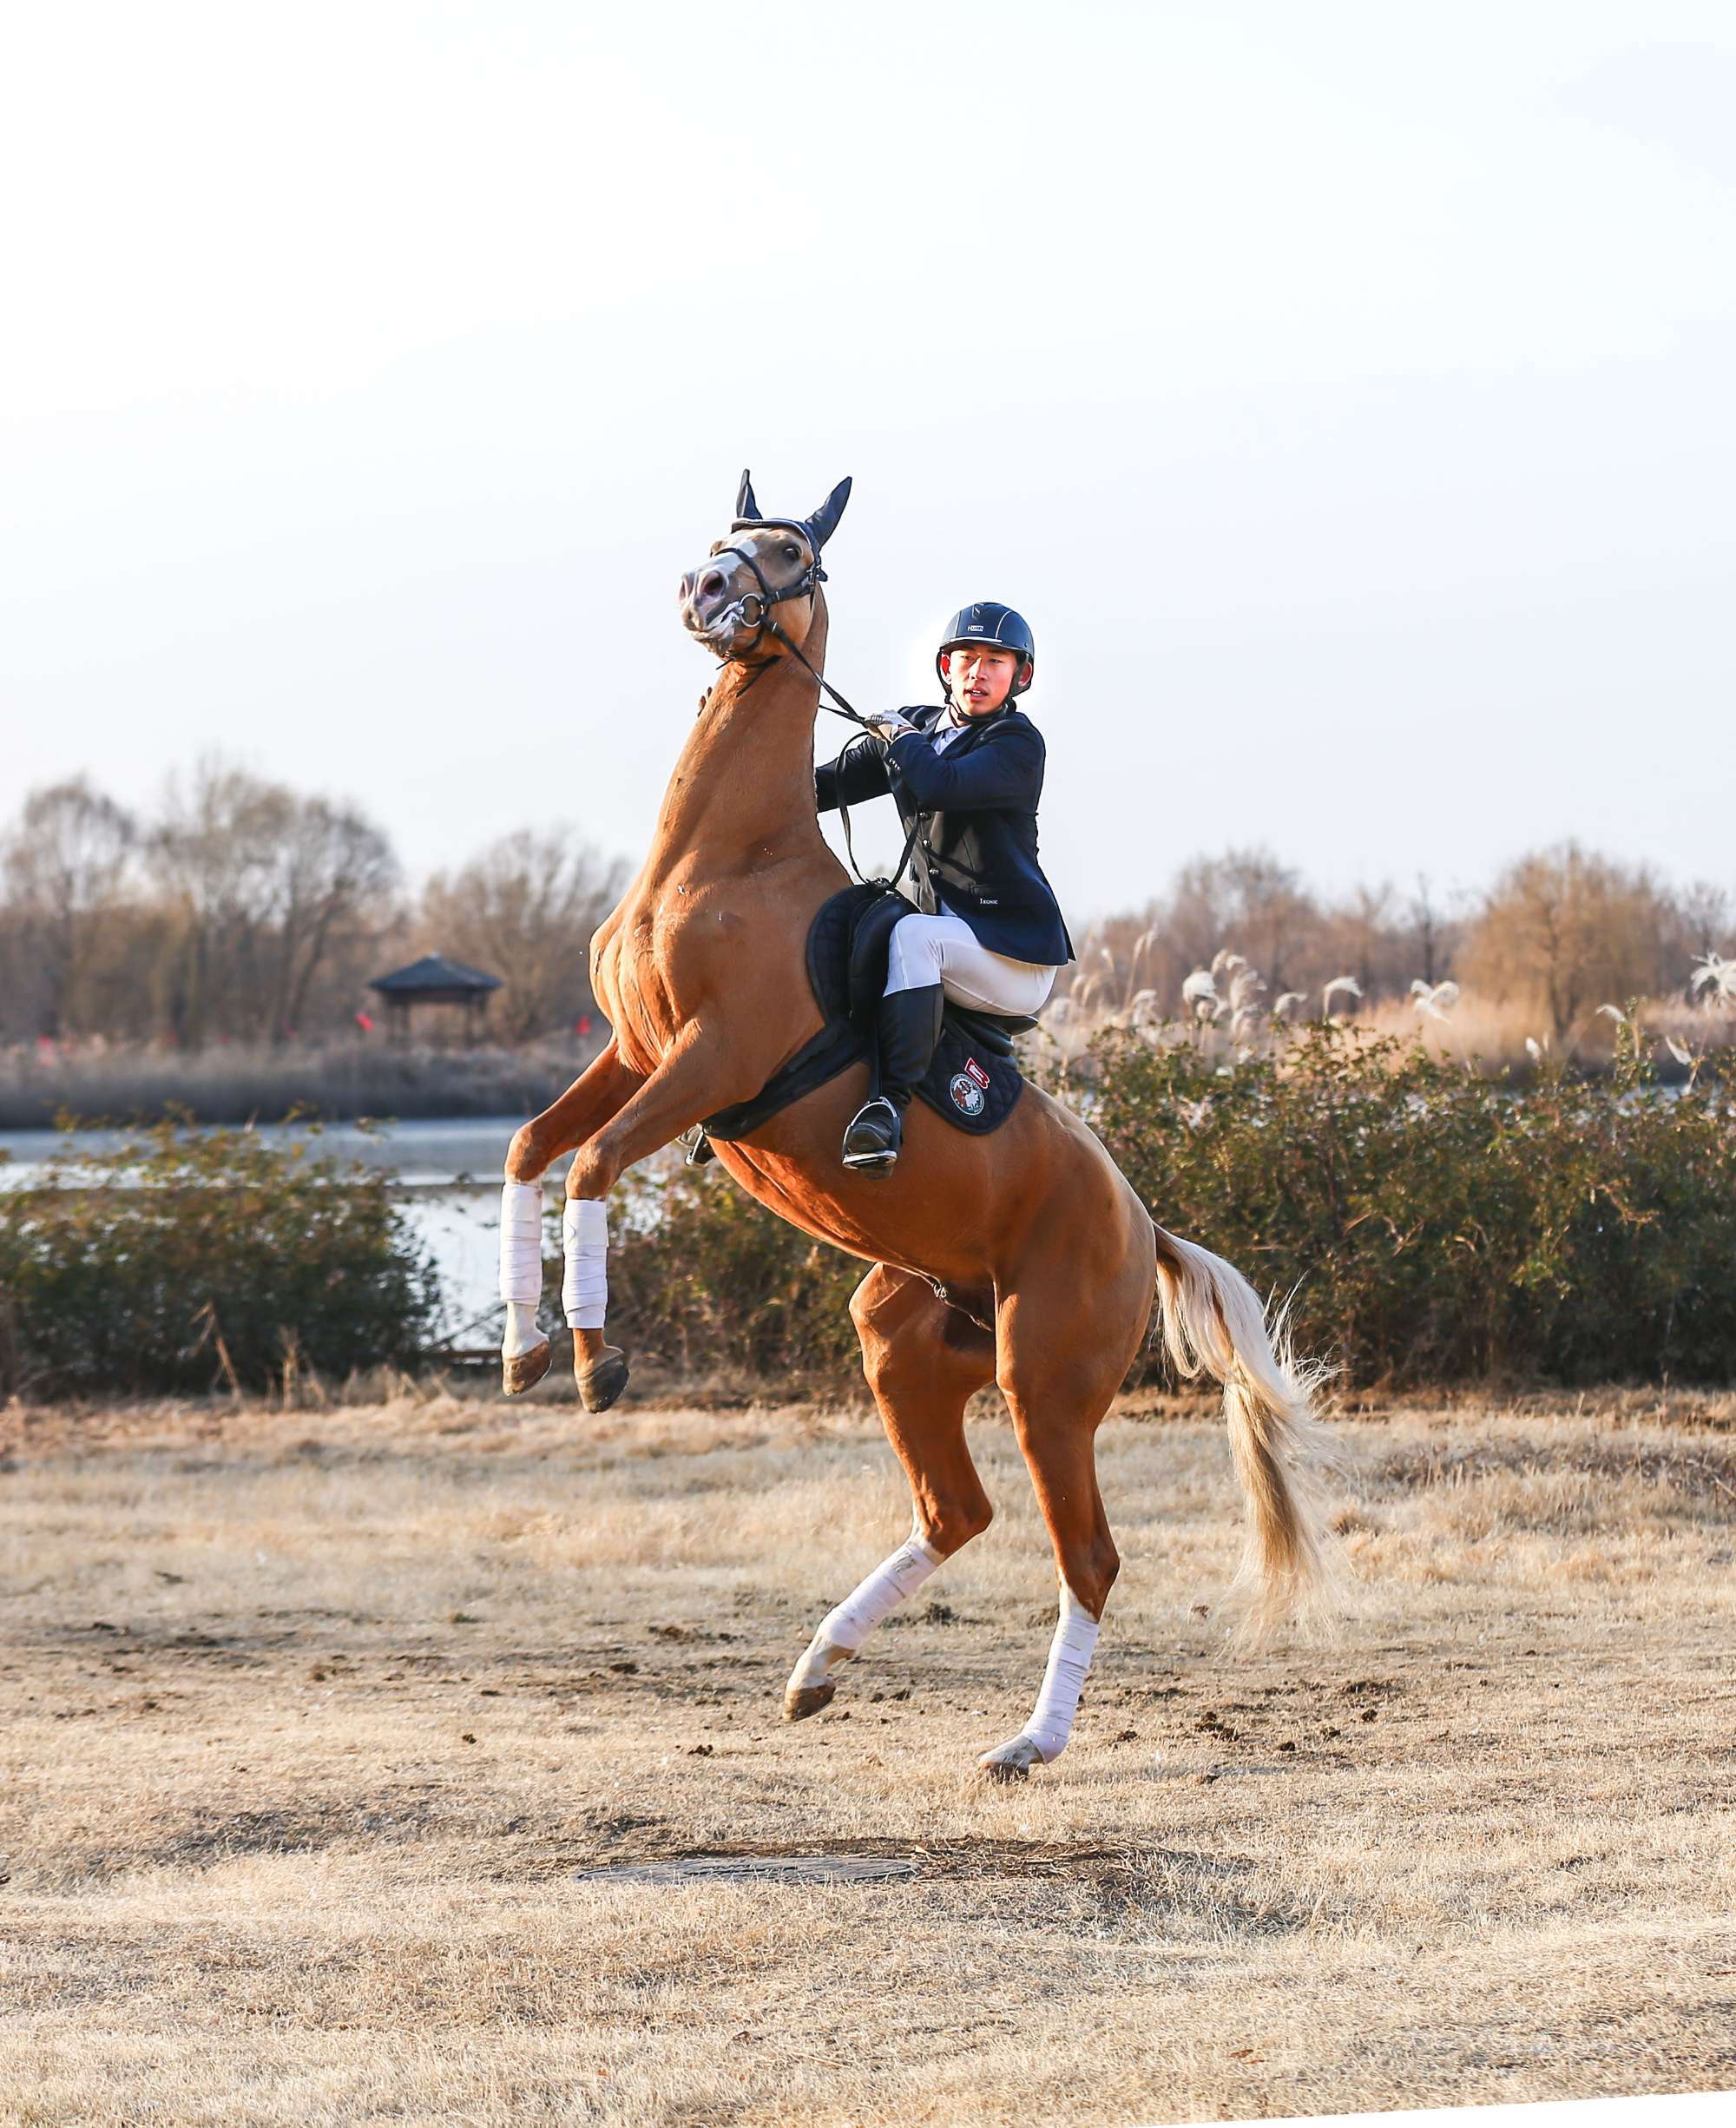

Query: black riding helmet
[936,602,1036,699]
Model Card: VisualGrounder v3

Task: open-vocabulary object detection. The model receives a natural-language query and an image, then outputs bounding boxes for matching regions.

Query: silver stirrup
[842,1096,899,1170]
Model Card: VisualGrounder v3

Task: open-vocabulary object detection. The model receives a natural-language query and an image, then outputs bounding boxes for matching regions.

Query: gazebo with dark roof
[368,953,503,1044]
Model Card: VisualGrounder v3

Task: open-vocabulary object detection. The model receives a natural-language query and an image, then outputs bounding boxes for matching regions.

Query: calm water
[0,1115,562,1347]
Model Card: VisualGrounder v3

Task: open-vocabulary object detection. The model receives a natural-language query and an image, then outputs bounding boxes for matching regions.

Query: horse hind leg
[784,1265,996,1722]
[978,1270,1142,1782]
[978,1413,1119,1782]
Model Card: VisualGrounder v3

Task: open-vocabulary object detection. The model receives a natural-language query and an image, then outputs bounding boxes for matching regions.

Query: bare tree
[1459,842,1677,1038]
[267,796,398,1038]
[1667,880,1734,977]
[1403,873,1461,991]
[148,760,398,1044]
[1166,848,1321,994]
[1324,881,1397,999]
[419,828,626,1041]
[1,777,137,1036]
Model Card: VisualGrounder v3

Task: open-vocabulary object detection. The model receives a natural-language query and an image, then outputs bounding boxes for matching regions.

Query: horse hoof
[575,1345,629,1413]
[782,1680,837,1723]
[978,1736,1042,1782]
[502,1340,552,1397]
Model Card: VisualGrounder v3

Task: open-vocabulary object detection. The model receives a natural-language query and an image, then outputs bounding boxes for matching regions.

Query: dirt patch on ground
[3,1390,1733,2124]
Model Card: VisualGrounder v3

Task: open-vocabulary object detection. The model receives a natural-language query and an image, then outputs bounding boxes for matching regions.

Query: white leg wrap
[499,1181,544,1305]
[499,1182,546,1358]
[1019,1584,1101,1763]
[562,1198,608,1331]
[789,1526,944,1690]
[503,1301,544,1359]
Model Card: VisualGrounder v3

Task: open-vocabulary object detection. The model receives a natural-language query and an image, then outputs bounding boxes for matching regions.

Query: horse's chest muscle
[593,887,745,1068]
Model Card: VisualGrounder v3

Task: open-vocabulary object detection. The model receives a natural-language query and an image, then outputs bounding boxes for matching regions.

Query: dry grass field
[3,1377,1734,2126]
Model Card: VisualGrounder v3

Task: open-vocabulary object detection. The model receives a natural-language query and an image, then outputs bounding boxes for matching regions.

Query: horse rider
[815,602,1075,1172]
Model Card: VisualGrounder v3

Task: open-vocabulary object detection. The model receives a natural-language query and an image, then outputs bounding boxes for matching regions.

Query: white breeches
[884,912,1057,1016]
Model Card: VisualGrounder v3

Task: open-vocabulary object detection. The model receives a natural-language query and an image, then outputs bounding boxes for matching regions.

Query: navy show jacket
[814,702,1075,967]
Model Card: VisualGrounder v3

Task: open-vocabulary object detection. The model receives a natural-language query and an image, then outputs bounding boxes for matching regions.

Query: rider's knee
[885,914,943,992]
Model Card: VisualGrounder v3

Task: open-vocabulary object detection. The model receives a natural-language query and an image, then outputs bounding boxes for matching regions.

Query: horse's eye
[783,544,800,561]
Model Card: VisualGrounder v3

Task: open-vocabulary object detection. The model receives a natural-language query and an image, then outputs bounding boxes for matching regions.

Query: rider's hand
[862,709,915,741]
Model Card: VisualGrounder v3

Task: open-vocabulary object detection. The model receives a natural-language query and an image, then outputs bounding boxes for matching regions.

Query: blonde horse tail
[1151,1223,1337,1637]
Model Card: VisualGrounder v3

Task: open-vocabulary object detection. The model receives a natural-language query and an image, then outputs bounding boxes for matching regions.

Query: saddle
[698,884,1029,1152]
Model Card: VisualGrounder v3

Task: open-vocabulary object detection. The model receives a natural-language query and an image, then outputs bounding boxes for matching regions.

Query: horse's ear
[735,469,762,523]
[806,476,852,550]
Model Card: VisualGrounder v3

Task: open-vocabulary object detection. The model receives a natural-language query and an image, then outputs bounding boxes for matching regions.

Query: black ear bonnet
[732,468,852,557]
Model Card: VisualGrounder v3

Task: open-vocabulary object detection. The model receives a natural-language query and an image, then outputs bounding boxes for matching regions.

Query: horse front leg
[506,1041,643,1184]
[498,1043,641,1395]
[560,1027,758,1413]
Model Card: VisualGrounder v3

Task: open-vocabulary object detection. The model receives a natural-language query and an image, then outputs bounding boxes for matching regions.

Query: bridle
[707,527,920,887]
[708,530,826,642]
[707,526,876,736]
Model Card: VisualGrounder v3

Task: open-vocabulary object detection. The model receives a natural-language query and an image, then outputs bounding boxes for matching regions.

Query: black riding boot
[842,983,945,1173]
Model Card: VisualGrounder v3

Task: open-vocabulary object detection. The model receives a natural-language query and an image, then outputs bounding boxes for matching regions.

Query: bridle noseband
[708,525,871,733]
[709,521,827,642]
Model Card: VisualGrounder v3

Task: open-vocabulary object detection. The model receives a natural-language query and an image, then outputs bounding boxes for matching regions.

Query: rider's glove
[861,709,915,741]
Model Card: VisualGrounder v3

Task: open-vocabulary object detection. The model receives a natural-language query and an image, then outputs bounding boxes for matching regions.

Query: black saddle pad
[917,1016,1024,1134]
[812,885,1025,1137]
[705,886,1029,1143]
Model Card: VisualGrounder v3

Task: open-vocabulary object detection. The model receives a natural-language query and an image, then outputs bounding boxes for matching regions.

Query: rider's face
[941,645,1020,717]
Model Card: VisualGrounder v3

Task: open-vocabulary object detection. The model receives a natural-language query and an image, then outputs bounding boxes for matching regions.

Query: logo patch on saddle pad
[949,1070,987,1117]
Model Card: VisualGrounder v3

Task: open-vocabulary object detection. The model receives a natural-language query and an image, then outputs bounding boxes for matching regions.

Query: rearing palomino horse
[497,471,1329,1780]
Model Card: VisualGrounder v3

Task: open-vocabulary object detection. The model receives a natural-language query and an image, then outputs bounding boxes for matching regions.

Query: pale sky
[3,2,1733,928]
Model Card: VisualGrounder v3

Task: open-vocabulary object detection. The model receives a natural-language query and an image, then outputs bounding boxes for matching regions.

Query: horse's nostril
[700,572,725,601]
